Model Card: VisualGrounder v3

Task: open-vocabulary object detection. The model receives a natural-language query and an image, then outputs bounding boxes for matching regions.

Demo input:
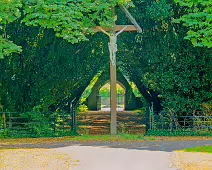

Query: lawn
[184,146,212,154]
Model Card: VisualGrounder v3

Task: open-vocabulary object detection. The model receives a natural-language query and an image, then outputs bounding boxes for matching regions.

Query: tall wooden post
[110,61,117,135]
[110,8,117,135]
[94,5,142,135]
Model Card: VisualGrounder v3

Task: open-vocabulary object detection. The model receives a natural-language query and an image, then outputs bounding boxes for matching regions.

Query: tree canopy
[0,0,211,116]
[174,0,212,47]
[0,0,132,58]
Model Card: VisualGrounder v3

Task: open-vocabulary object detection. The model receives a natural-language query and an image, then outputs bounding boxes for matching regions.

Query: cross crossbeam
[94,25,138,33]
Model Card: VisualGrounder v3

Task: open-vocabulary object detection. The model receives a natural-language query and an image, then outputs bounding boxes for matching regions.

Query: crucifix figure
[108,34,118,66]
[95,5,142,135]
[98,26,128,66]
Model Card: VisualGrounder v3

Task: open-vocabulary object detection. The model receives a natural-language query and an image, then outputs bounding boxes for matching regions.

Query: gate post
[97,94,101,111]
[145,107,150,132]
[171,112,175,132]
[71,106,76,133]
[2,113,6,129]
[71,101,78,134]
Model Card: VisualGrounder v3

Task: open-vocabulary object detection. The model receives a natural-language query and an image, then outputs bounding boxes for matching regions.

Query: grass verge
[0,134,212,146]
[69,134,156,142]
[184,146,212,154]
[0,134,154,145]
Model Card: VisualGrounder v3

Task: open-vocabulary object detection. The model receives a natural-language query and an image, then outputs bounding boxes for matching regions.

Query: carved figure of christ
[98,26,128,66]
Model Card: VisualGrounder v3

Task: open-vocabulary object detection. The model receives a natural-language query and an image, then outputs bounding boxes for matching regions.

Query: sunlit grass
[184,146,212,154]
[71,134,155,142]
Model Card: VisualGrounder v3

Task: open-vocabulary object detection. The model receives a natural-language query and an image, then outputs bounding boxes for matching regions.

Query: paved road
[56,146,175,170]
[54,140,211,170]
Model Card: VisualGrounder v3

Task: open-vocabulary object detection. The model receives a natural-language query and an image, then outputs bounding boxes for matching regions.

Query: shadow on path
[1,140,212,152]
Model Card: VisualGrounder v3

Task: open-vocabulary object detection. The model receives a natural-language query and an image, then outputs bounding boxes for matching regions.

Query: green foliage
[146,0,174,21]
[0,0,22,24]
[0,0,22,58]
[0,0,133,57]
[119,0,212,115]
[0,129,9,139]
[22,0,133,43]
[78,104,89,113]
[0,114,7,138]
[133,108,146,116]
[20,107,53,137]
[80,72,102,100]
[0,114,2,129]
[100,83,125,97]
[0,0,211,122]
[0,110,78,138]
[174,0,212,47]
[0,36,22,59]
[130,82,141,97]
[0,20,110,112]
[202,102,212,116]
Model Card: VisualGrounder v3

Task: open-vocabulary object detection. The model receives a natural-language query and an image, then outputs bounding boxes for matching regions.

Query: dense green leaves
[22,0,133,43]
[118,0,212,115]
[0,0,132,58]
[0,0,211,116]
[146,0,173,21]
[0,0,22,58]
[0,36,22,59]
[174,0,212,47]
[0,21,110,112]
[0,0,22,24]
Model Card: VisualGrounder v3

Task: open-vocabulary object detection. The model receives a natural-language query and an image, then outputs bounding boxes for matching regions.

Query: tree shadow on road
[1,140,212,152]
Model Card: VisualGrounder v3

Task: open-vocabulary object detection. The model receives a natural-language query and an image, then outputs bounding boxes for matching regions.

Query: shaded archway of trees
[0,0,211,116]
[84,67,145,111]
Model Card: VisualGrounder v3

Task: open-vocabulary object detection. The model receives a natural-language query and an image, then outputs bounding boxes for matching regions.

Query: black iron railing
[146,112,212,136]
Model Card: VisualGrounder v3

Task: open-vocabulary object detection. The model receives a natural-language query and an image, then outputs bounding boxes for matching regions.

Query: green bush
[78,104,88,113]
[20,111,53,137]
[0,128,9,138]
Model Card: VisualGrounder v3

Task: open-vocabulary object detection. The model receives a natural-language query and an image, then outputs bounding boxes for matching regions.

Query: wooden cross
[94,5,142,135]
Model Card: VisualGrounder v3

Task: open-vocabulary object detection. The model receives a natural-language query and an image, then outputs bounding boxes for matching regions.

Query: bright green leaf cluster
[0,35,22,59]
[175,0,212,48]
[22,0,133,43]
[0,0,22,24]
[0,0,133,58]
[0,0,22,58]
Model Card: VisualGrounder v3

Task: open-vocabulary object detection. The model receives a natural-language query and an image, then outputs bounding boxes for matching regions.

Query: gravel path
[172,151,212,170]
[0,149,73,170]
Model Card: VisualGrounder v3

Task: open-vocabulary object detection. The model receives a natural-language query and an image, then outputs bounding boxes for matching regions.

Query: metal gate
[97,94,125,111]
